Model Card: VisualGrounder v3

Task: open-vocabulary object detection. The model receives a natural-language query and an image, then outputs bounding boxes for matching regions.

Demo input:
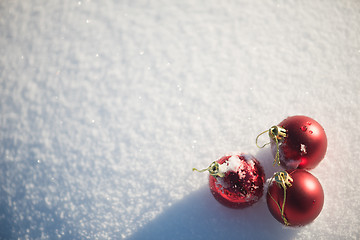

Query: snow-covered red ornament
[193,154,265,208]
[257,115,327,169]
[266,169,324,226]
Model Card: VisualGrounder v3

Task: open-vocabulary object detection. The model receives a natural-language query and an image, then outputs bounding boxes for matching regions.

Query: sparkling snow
[0,0,359,239]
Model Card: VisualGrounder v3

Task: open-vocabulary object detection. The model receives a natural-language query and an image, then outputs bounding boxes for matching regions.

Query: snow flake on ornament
[215,176,229,190]
[218,155,242,175]
[300,144,307,155]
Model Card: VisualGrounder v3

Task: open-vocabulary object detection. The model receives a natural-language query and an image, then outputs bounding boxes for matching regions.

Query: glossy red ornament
[208,154,265,208]
[266,169,324,226]
[271,115,327,169]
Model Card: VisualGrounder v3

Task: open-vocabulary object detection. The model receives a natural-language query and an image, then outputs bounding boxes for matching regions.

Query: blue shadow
[127,149,298,240]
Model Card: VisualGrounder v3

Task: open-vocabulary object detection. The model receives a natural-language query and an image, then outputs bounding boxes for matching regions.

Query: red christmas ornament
[193,154,265,208]
[257,115,327,169]
[266,169,324,226]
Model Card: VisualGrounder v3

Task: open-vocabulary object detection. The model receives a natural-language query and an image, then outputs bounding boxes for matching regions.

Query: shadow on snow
[127,148,298,240]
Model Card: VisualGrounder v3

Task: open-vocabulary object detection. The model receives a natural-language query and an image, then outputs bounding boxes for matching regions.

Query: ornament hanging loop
[256,130,271,148]
[255,126,286,148]
[270,126,287,166]
[268,171,293,226]
[192,161,225,178]
[256,126,287,166]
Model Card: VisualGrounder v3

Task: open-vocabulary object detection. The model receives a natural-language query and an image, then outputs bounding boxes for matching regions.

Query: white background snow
[1,0,359,239]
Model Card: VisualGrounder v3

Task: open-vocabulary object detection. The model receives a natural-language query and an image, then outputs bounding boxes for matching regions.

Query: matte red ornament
[270,115,327,169]
[266,169,324,226]
[206,154,265,208]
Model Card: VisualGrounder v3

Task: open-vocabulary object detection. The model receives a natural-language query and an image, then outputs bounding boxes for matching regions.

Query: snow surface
[0,0,359,239]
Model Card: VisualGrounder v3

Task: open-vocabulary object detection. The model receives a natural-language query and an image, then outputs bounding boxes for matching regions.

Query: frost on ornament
[300,144,307,155]
[201,154,265,209]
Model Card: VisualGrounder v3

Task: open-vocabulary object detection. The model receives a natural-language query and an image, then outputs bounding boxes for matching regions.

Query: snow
[218,155,242,175]
[0,0,360,239]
